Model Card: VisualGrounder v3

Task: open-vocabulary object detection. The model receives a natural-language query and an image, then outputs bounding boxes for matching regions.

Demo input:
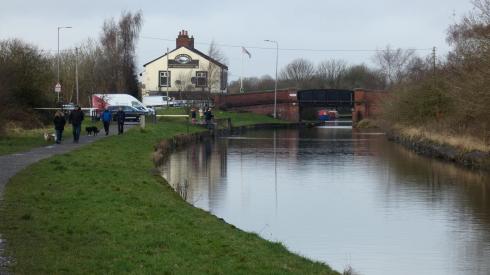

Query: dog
[43,132,55,142]
[85,126,100,136]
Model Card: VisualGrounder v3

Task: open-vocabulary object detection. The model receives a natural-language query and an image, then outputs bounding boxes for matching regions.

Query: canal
[159,126,490,275]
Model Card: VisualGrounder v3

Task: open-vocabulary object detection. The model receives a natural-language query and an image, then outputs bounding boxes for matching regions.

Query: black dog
[85,126,99,136]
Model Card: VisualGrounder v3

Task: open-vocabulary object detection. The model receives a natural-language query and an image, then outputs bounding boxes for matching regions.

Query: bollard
[140,115,145,129]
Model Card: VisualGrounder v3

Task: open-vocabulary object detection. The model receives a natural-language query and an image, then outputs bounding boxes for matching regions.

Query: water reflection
[159,128,490,275]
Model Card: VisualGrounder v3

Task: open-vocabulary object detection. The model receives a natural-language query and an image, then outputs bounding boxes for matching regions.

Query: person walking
[68,106,84,143]
[190,108,197,124]
[198,107,204,122]
[116,107,126,135]
[101,107,112,135]
[204,108,214,129]
[53,110,66,144]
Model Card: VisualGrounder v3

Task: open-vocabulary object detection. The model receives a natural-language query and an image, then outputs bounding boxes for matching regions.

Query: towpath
[0,123,136,273]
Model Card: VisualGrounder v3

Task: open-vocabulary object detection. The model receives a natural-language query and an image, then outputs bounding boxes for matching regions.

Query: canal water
[159,126,490,275]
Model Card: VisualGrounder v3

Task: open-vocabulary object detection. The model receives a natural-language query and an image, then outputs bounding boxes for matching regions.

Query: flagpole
[240,49,244,93]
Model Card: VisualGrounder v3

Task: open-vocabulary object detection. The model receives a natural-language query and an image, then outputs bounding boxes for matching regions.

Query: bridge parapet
[214,89,299,121]
[352,88,389,122]
[214,89,297,108]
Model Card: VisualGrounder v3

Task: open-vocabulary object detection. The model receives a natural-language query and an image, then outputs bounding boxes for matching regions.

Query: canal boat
[318,109,338,121]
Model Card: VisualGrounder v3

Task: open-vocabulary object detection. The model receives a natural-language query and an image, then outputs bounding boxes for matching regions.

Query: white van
[142,96,173,107]
[92,94,154,115]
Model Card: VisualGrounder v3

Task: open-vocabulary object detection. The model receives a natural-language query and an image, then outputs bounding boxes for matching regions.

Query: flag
[241,46,251,58]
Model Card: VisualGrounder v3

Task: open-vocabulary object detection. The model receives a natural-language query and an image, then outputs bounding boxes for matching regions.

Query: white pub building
[142,30,228,96]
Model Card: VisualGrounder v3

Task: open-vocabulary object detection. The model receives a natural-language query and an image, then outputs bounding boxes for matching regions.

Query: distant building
[142,30,228,96]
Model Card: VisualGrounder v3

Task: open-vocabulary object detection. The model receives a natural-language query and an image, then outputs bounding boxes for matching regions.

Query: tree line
[228,45,424,93]
[0,11,142,131]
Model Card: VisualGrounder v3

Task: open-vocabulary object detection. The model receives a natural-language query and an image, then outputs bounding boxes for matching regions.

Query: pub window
[159,71,171,87]
[196,71,207,87]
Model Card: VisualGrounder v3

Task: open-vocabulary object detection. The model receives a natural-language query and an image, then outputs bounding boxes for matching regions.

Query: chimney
[176,30,194,49]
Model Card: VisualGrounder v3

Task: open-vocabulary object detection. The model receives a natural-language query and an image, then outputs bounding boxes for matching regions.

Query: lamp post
[166,47,169,107]
[75,47,79,105]
[264,39,278,118]
[57,26,72,103]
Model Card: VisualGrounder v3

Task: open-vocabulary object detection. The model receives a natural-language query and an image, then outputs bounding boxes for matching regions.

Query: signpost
[55,83,61,102]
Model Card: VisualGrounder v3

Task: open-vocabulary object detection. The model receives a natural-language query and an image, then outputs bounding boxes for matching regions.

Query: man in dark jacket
[69,106,84,143]
[53,110,66,144]
[116,107,125,135]
[204,108,214,129]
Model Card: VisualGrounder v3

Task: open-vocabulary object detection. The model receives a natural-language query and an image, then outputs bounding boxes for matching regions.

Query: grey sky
[0,0,473,81]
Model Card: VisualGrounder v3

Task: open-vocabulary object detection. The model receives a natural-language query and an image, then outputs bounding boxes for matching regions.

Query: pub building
[141,30,228,98]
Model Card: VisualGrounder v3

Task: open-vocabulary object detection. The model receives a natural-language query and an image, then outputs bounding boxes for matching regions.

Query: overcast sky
[0,0,474,81]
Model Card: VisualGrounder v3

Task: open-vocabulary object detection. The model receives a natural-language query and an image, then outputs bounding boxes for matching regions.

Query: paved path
[0,122,136,273]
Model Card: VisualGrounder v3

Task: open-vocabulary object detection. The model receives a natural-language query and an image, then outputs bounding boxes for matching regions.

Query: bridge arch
[297,89,354,121]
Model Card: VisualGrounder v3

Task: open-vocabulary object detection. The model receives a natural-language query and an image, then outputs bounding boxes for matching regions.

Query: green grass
[0,115,337,274]
[0,120,102,156]
[156,107,189,116]
[157,107,287,127]
[0,128,50,155]
[214,110,286,127]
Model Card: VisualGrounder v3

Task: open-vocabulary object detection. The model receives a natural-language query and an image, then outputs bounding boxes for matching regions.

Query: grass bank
[388,124,490,170]
[0,113,337,274]
[0,127,50,156]
[393,124,489,153]
[156,107,286,127]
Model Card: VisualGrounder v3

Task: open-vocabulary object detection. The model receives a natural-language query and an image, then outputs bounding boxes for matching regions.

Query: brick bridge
[213,88,387,122]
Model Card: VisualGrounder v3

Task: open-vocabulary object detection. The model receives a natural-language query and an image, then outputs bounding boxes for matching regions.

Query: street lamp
[57,26,72,102]
[264,39,278,118]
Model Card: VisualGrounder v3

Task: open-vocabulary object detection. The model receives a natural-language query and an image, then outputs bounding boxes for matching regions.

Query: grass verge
[214,110,287,127]
[395,125,489,153]
[157,107,287,127]
[0,120,102,156]
[0,114,337,274]
[0,128,50,156]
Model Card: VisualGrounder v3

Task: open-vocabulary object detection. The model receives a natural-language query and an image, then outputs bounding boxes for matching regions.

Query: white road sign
[54,83,61,93]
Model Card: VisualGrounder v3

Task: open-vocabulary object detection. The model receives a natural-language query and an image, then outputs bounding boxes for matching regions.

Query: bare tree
[373,45,415,86]
[280,58,315,88]
[205,40,228,93]
[100,10,143,96]
[256,75,276,91]
[100,18,121,91]
[118,10,143,97]
[316,59,347,88]
[404,55,431,82]
[445,0,490,134]
[227,75,276,93]
[174,71,193,100]
[341,64,385,90]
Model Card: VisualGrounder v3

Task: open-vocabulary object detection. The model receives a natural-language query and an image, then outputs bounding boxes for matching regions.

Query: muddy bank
[387,130,490,171]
